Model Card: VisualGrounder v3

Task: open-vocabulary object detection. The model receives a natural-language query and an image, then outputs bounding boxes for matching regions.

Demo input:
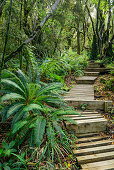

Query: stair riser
[86,68,110,73]
[88,64,101,68]
[78,154,114,164]
[75,146,114,156]
[84,72,99,76]
[76,80,96,84]
[66,121,107,134]
[64,100,112,111]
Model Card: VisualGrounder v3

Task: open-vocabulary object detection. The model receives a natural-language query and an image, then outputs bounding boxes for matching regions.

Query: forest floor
[94,74,114,139]
[94,74,114,104]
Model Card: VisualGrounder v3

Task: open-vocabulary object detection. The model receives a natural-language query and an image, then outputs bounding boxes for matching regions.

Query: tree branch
[85,4,95,35]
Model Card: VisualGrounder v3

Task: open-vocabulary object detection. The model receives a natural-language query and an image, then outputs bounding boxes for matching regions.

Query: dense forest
[0,0,113,169]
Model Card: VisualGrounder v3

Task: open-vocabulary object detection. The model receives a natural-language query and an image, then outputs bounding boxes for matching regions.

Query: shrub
[105,79,114,92]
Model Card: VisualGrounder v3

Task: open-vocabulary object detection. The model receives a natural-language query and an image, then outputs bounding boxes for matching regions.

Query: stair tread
[66,114,100,117]
[77,133,99,138]
[81,159,114,169]
[77,136,109,142]
[67,118,107,124]
[74,144,114,155]
[76,139,114,149]
[77,151,114,164]
[68,115,103,120]
[76,76,97,80]
[84,71,99,74]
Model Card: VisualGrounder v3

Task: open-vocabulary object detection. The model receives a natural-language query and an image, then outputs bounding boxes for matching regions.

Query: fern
[34,117,46,147]
[12,121,27,134]
[1,93,25,102]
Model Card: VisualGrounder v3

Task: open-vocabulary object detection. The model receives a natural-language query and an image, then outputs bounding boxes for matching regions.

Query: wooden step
[64,99,112,111]
[84,72,99,76]
[74,144,114,156]
[68,115,102,120]
[76,76,97,84]
[77,133,99,138]
[77,151,114,164]
[76,140,114,149]
[67,118,107,134]
[65,114,100,117]
[86,68,110,73]
[88,63,101,68]
[81,159,114,170]
[77,136,109,143]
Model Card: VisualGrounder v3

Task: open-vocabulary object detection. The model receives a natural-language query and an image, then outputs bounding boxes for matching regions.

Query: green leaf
[1,93,25,102]
[47,122,55,148]
[53,121,65,137]
[12,121,27,134]
[9,141,15,148]
[22,104,42,113]
[34,117,46,147]
[37,83,62,97]
[1,79,25,94]
[11,153,26,165]
[7,102,24,118]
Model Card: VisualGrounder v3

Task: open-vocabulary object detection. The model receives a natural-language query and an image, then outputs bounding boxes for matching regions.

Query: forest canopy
[0,0,113,72]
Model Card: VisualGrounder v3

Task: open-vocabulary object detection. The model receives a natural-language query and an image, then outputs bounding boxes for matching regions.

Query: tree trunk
[77,22,80,55]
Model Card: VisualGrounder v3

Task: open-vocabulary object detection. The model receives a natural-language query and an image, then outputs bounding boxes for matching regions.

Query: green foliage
[80,103,88,111]
[0,140,16,158]
[100,78,106,84]
[39,49,88,85]
[0,140,27,170]
[105,79,114,92]
[0,69,80,168]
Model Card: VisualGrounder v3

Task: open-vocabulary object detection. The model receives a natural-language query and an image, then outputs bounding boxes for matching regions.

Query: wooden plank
[65,114,100,117]
[77,136,109,143]
[75,140,114,149]
[68,115,102,120]
[77,151,114,164]
[82,164,114,170]
[81,159,114,169]
[74,144,114,156]
[75,118,107,124]
[77,133,99,138]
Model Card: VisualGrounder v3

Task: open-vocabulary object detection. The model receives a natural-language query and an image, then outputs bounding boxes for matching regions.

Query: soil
[94,74,114,138]
[94,74,114,105]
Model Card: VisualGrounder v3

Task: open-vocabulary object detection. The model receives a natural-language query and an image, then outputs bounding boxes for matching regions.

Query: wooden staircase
[64,61,114,169]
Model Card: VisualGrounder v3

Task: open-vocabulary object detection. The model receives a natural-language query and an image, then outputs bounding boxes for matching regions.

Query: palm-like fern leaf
[22,104,43,113]
[34,117,46,147]
[7,102,24,118]
[12,120,27,134]
[47,122,55,148]
[1,93,25,102]
[1,79,25,94]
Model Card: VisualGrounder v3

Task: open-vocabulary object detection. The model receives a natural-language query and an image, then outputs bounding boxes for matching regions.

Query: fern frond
[34,117,46,147]
[12,120,27,134]
[37,83,62,97]
[1,79,25,94]
[22,104,43,113]
[1,93,25,102]
[47,122,55,148]
[7,102,24,118]
[52,109,81,117]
